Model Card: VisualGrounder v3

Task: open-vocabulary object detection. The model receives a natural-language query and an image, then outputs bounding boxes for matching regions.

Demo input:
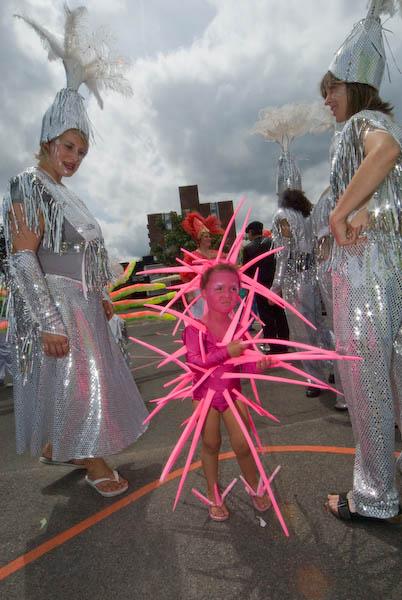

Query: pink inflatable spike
[216,198,245,261]
[172,389,215,510]
[160,400,204,482]
[220,298,245,346]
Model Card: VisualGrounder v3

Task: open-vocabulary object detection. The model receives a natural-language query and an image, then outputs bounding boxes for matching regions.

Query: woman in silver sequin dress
[271,189,327,397]
[321,26,402,520]
[4,129,149,497]
[4,4,149,498]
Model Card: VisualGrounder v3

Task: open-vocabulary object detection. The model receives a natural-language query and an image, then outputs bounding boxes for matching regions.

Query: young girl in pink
[183,263,272,521]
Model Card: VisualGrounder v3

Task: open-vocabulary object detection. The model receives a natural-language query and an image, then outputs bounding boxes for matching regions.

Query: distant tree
[151,211,227,266]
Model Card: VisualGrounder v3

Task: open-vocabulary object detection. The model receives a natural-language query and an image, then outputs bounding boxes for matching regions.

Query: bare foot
[41,443,86,467]
[85,458,128,494]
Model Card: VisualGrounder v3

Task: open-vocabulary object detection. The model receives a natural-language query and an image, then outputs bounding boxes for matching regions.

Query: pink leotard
[183,323,256,412]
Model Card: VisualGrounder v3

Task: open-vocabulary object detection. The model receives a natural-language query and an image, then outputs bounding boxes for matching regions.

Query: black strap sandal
[327,492,402,523]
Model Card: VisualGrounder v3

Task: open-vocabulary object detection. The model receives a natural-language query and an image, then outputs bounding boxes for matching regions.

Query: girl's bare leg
[195,401,229,519]
[222,401,271,510]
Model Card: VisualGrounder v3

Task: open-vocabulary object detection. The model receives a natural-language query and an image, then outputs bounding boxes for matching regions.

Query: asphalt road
[1,318,402,600]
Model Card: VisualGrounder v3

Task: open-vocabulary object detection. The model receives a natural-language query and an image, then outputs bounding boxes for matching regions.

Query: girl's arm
[183,325,230,367]
[330,129,400,246]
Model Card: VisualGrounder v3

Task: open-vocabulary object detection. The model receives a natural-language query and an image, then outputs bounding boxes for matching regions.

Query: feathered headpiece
[328,0,402,90]
[15,2,133,142]
[253,101,333,198]
[181,212,224,241]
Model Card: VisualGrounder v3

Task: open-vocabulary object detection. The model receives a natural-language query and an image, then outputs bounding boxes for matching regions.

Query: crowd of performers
[2,0,402,529]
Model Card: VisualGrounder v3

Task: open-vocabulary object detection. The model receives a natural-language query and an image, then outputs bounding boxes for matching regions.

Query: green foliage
[152,212,197,266]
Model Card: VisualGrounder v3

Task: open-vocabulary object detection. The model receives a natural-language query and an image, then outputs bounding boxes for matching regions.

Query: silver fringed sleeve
[8,250,67,338]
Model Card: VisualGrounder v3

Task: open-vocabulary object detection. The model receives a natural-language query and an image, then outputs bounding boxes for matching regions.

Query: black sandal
[326,492,402,523]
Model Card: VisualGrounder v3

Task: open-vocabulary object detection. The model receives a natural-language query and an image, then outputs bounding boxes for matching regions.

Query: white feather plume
[308,101,335,136]
[367,0,402,19]
[252,102,331,152]
[14,2,132,109]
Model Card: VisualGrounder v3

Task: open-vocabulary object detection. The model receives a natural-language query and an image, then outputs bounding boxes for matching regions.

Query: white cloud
[2,0,402,257]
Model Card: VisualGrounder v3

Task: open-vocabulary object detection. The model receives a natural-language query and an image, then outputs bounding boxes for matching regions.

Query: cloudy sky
[1,0,402,260]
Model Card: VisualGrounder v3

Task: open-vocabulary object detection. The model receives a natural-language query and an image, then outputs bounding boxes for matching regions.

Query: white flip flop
[85,469,128,497]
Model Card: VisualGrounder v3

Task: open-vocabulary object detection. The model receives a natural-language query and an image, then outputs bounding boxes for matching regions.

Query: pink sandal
[192,479,237,522]
[241,476,272,513]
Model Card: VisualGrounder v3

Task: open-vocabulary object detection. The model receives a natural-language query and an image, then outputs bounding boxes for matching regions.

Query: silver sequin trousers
[316,264,343,394]
[332,235,402,518]
[13,274,149,461]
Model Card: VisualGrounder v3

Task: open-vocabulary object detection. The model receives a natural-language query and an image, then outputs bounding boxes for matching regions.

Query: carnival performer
[180,212,224,318]
[271,189,327,397]
[321,0,402,522]
[183,263,272,520]
[3,5,148,497]
[129,200,359,536]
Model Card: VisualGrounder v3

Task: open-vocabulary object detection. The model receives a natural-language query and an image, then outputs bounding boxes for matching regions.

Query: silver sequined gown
[3,167,148,461]
[271,208,326,383]
[331,110,402,518]
[311,188,343,394]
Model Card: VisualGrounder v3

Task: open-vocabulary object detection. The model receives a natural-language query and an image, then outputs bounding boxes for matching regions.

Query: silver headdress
[253,101,334,199]
[15,2,133,142]
[328,0,402,90]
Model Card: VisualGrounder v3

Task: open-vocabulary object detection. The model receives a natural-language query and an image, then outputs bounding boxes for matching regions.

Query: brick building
[147,185,236,252]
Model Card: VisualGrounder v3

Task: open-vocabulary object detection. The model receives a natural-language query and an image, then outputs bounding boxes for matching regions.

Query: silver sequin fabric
[331,110,402,518]
[272,207,326,383]
[3,167,148,461]
[13,275,148,461]
[311,189,343,393]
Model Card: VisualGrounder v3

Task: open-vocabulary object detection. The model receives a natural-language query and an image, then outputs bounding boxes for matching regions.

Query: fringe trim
[3,168,64,254]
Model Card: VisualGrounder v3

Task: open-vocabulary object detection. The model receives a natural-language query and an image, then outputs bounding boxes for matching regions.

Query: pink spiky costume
[131,200,360,536]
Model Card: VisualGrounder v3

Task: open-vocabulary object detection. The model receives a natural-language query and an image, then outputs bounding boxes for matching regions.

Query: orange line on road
[0,444,372,581]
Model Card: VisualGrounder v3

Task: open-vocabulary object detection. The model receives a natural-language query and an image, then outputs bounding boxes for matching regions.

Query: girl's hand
[103,300,114,321]
[42,332,69,358]
[257,356,272,371]
[227,339,245,357]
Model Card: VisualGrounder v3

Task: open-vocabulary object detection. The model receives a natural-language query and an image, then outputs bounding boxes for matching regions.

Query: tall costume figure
[323,0,402,521]
[3,5,148,497]
[253,102,330,396]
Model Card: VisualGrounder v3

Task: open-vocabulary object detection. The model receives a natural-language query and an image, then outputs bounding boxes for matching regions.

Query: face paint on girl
[202,271,240,314]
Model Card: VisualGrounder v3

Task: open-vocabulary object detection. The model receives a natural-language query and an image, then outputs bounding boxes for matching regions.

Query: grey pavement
[1,319,402,600]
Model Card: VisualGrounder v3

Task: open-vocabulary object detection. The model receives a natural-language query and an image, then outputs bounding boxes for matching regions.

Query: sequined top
[3,166,112,294]
[331,110,402,236]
